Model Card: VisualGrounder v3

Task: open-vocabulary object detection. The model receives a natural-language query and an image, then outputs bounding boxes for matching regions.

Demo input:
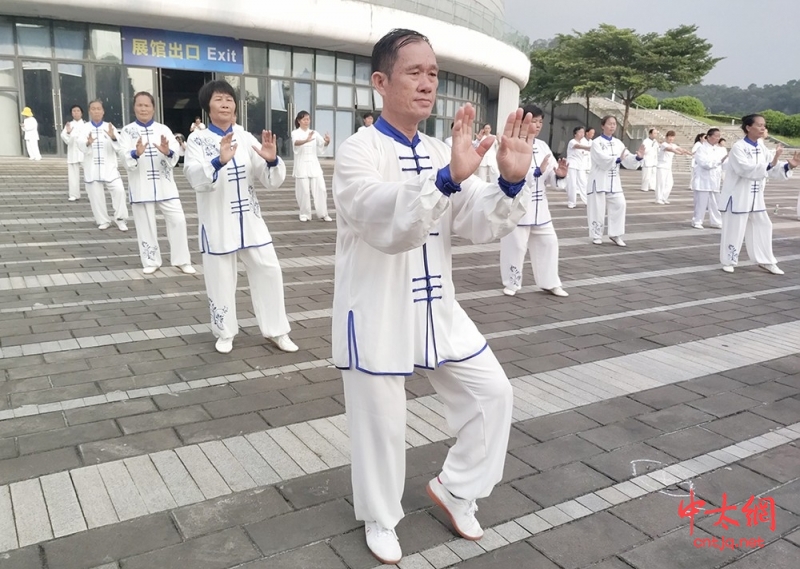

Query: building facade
[0,0,530,158]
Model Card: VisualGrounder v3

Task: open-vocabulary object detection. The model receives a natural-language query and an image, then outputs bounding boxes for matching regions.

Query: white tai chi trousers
[719,211,776,267]
[68,163,81,200]
[295,176,328,219]
[86,179,127,226]
[640,166,656,191]
[566,168,587,206]
[132,200,192,269]
[500,224,562,292]
[477,165,496,183]
[587,192,626,239]
[692,191,721,227]
[201,245,291,341]
[25,140,41,160]
[655,168,674,202]
[342,347,513,529]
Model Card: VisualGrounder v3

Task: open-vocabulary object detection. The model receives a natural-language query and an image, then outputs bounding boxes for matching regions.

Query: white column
[496,77,521,131]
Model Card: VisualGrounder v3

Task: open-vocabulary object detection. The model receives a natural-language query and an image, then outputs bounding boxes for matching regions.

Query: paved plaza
[0,156,799,569]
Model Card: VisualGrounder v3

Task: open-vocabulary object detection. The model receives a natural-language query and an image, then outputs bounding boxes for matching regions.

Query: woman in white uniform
[291,111,332,222]
[61,104,85,201]
[566,126,591,208]
[21,107,41,160]
[691,128,726,229]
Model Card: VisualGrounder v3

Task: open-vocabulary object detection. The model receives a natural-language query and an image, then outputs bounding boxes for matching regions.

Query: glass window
[446,99,455,117]
[336,85,352,107]
[373,89,382,110]
[17,22,51,58]
[22,61,56,155]
[446,76,456,97]
[355,87,371,109]
[316,52,335,82]
[270,79,290,156]
[0,91,21,156]
[91,27,121,62]
[222,75,240,94]
[455,76,463,98]
[435,98,444,116]
[94,65,123,126]
[435,119,445,140]
[244,76,266,137]
[314,109,334,157]
[0,21,14,56]
[0,59,16,89]
[59,63,88,128]
[335,110,353,153]
[355,57,371,85]
[54,24,88,59]
[126,67,154,121]
[292,50,313,79]
[244,45,268,75]
[269,47,291,77]
[437,73,447,95]
[336,56,354,83]
[316,83,334,107]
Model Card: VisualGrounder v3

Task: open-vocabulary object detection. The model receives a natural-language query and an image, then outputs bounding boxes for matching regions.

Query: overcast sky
[504,0,796,87]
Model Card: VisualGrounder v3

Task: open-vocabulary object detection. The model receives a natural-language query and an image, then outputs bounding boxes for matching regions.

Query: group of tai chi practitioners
[46,25,800,567]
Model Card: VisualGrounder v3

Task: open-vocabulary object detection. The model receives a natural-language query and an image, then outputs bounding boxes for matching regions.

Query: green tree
[661,96,706,116]
[634,94,658,109]
[760,109,788,133]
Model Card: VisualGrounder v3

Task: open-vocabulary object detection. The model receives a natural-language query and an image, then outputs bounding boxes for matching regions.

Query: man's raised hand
[495,108,534,183]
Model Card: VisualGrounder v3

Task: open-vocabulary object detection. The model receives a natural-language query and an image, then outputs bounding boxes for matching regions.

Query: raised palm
[219,133,236,164]
[253,130,278,162]
[495,108,535,183]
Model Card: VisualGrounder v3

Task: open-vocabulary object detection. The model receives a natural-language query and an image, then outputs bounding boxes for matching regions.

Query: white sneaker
[502,287,516,297]
[116,220,128,231]
[709,223,722,229]
[722,265,734,273]
[179,264,197,275]
[269,334,299,352]
[98,223,111,230]
[610,236,626,247]
[299,215,309,222]
[143,266,158,275]
[664,200,671,204]
[427,477,483,540]
[567,203,576,209]
[215,337,233,354]
[547,286,569,297]
[759,264,784,275]
[365,522,402,565]
[322,215,333,222]
[591,238,602,245]
[691,223,704,229]
[655,200,665,205]
[68,197,78,202]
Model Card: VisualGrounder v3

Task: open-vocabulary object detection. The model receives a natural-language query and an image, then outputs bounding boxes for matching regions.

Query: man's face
[71,107,82,121]
[374,40,438,124]
[134,95,155,123]
[666,135,675,143]
[364,115,373,126]
[89,102,104,123]
[650,130,659,139]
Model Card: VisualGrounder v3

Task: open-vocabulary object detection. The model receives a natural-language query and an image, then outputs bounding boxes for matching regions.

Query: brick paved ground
[0,156,799,568]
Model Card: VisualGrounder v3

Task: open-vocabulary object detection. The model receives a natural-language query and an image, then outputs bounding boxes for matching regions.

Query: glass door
[270,79,290,158]
[57,62,88,153]
[21,60,57,155]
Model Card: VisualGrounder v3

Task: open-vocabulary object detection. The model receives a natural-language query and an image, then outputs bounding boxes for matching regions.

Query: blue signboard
[121,27,243,74]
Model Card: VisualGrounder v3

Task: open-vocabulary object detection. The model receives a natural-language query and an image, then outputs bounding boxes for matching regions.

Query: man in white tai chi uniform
[61,104,85,201]
[332,28,534,566]
[639,128,659,192]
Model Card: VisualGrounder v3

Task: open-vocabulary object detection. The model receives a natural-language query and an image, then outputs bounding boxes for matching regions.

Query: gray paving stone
[244,542,347,569]
[582,442,680,482]
[0,437,16,460]
[696,504,798,546]
[680,374,747,396]
[751,397,800,425]
[610,491,691,538]
[0,412,66,438]
[0,546,44,569]
[629,384,702,410]
[515,410,602,442]
[740,443,800,483]
[9,383,101,406]
[259,397,345,427]
[647,426,734,460]
[43,513,182,569]
[245,499,361,557]
[576,398,654,426]
[723,364,790,385]
[229,374,303,396]
[735,381,799,403]
[330,528,387,569]
[687,392,761,418]
[637,404,716,432]
[786,528,800,547]
[501,453,538,484]
[278,464,352,509]
[512,462,614,507]
[395,511,457,557]
[79,428,183,464]
[117,405,212,435]
[620,527,739,569]
[17,420,121,455]
[763,355,800,375]
[507,426,536,450]
[451,484,539,529]
[0,447,82,485]
[528,511,647,569]
[202,390,290,418]
[511,434,606,471]
[578,418,663,451]
[694,465,783,506]
[703,412,784,442]
[151,385,238,410]
[279,379,344,404]
[122,527,260,569]
[578,559,634,569]
[64,399,158,425]
[771,480,800,515]
[451,541,560,568]
[722,540,800,569]
[175,413,269,445]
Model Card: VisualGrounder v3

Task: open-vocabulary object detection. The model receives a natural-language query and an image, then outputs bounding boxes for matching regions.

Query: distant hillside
[649,81,800,116]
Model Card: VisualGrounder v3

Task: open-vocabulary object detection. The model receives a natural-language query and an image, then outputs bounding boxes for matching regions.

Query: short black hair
[706,128,720,138]
[600,115,616,126]
[372,28,431,76]
[363,112,374,120]
[648,127,656,134]
[133,91,155,106]
[88,99,104,109]
[741,114,763,134]
[70,104,83,114]
[198,80,237,115]
[719,137,726,143]
[294,110,310,129]
[665,130,676,137]
[522,104,544,119]
[573,126,585,135]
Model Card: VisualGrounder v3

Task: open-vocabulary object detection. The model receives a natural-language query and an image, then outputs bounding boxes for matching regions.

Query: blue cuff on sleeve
[785,163,790,174]
[435,165,462,196]
[615,157,622,164]
[130,150,139,160]
[266,157,280,168]
[167,150,174,158]
[498,175,525,198]
[211,157,224,172]
[635,155,643,161]
[767,163,772,171]
[533,167,542,178]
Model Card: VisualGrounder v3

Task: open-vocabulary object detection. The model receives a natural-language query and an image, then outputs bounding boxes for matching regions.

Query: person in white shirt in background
[189,117,206,133]
[719,114,799,275]
[473,124,499,182]
[587,115,644,246]
[21,107,41,161]
[61,104,85,201]
[688,132,706,189]
[691,128,727,229]
[639,128,659,192]
[444,121,454,148]
[291,111,332,222]
[566,126,591,208]
[358,112,374,133]
[655,130,691,205]
[76,99,128,231]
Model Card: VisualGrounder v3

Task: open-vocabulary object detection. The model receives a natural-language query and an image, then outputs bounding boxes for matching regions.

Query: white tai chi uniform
[640,137,659,191]
[587,135,641,240]
[500,138,563,293]
[475,138,499,182]
[23,116,41,160]
[566,138,588,206]
[332,117,529,530]
[77,121,128,226]
[691,141,726,228]
[185,124,291,341]
[689,141,702,189]
[655,142,677,203]
[719,137,792,268]
[291,128,329,219]
[61,119,85,200]
[118,119,192,270]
